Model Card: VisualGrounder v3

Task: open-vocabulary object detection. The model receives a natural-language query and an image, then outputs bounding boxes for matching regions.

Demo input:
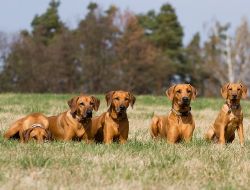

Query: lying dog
[150,84,197,143]
[205,83,247,146]
[48,95,100,142]
[92,90,136,144]
[4,113,51,143]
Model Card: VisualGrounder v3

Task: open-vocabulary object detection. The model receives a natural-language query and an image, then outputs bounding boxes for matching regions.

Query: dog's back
[4,113,49,142]
[48,114,66,140]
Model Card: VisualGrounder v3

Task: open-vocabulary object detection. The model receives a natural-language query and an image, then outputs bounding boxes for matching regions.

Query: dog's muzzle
[182,97,190,105]
[116,105,127,113]
[85,109,93,118]
[231,94,238,100]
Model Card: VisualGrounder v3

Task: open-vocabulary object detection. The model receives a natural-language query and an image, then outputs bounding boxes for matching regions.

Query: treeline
[0,1,250,96]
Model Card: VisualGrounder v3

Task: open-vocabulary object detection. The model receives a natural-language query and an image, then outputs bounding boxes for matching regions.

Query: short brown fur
[48,95,100,142]
[150,84,197,143]
[92,90,136,144]
[4,113,50,143]
[205,82,247,146]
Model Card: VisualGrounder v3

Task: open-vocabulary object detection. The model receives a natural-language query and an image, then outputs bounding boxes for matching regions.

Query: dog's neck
[108,106,127,121]
[225,99,241,113]
[70,111,91,126]
[171,102,191,116]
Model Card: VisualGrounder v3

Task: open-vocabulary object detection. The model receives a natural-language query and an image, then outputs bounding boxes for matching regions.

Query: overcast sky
[0,0,249,45]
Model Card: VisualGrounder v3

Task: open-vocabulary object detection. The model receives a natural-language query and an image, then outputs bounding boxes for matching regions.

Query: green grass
[0,93,250,189]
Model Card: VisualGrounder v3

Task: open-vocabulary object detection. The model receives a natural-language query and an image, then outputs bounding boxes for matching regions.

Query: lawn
[0,93,250,189]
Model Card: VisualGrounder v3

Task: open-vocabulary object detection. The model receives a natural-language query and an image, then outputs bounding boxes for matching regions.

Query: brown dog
[150,84,197,143]
[92,90,136,144]
[205,83,247,147]
[48,95,100,142]
[4,113,51,143]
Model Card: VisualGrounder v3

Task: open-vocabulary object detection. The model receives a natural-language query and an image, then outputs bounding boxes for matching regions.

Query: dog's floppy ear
[240,82,248,99]
[91,96,100,111]
[128,92,136,108]
[23,128,33,143]
[105,91,115,107]
[221,83,230,99]
[68,96,80,114]
[166,85,176,100]
[189,84,197,100]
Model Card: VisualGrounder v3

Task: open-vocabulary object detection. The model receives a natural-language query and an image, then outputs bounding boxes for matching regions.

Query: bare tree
[225,36,234,82]
[233,18,250,87]
[0,32,8,70]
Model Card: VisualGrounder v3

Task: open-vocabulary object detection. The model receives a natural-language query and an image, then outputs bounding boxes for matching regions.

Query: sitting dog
[205,83,247,147]
[150,84,197,143]
[92,90,136,144]
[48,95,100,142]
[4,113,51,143]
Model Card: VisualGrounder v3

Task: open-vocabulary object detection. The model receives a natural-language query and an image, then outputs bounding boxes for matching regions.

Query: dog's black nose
[86,109,92,117]
[232,94,237,99]
[182,97,189,102]
[119,105,126,110]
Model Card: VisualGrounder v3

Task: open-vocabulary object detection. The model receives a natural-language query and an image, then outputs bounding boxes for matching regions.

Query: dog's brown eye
[115,97,119,100]
[237,89,240,91]
[79,102,85,106]
[90,102,94,105]
[125,98,129,101]
[229,88,232,91]
[187,90,191,93]
[176,90,181,93]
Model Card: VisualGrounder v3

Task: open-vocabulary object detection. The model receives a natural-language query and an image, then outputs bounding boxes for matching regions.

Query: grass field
[1,94,250,190]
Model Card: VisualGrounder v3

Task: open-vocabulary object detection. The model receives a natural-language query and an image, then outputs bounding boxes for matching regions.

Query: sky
[0,0,250,45]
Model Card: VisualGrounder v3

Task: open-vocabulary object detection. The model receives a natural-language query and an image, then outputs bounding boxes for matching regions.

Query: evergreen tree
[0,0,75,92]
[75,3,120,92]
[138,3,184,62]
[115,12,164,93]
[185,32,205,95]
[31,0,64,45]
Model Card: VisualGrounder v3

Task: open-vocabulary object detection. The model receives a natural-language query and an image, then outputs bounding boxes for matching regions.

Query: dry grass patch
[0,94,250,189]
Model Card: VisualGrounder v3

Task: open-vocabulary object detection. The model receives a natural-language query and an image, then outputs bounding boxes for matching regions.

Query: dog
[205,83,247,147]
[92,90,136,144]
[4,113,51,143]
[48,95,100,142]
[150,84,197,143]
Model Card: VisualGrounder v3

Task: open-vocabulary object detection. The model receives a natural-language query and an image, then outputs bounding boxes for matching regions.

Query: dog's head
[105,90,136,114]
[68,95,100,122]
[23,126,51,143]
[166,84,197,107]
[221,82,248,102]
